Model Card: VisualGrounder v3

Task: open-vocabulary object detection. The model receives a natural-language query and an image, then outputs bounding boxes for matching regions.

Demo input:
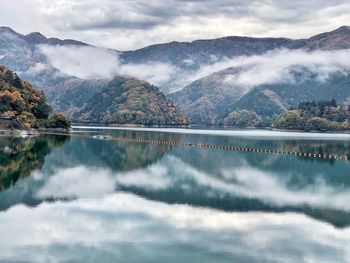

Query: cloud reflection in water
[0,192,349,262]
[36,155,350,213]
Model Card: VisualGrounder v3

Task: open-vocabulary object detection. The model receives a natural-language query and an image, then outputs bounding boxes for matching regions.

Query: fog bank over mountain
[38,44,350,93]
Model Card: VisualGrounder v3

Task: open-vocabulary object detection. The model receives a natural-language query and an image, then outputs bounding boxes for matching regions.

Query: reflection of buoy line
[39,131,349,161]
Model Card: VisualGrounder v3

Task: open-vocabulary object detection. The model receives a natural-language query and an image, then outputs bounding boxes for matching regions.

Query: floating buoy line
[39,131,349,161]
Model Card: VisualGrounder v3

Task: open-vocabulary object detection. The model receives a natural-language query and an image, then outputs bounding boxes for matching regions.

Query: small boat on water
[92,135,113,140]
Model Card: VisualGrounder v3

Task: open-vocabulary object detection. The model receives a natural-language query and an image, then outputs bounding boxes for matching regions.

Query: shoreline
[71,125,350,140]
[71,123,350,134]
[3,125,350,140]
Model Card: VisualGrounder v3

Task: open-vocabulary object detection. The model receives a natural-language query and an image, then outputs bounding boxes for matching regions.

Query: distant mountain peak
[0,26,89,47]
[24,32,47,43]
[337,25,350,30]
[24,32,88,46]
[334,25,350,33]
[0,26,19,35]
[309,25,350,40]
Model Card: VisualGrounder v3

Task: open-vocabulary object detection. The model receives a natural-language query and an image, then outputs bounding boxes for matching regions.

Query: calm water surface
[1,128,350,262]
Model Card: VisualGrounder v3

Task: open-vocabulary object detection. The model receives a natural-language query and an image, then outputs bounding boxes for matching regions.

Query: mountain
[167,27,350,125]
[1,26,350,126]
[119,25,350,93]
[0,27,188,125]
[0,27,87,74]
[120,37,300,71]
[121,26,350,67]
[72,76,188,125]
[0,26,100,114]
[168,67,247,124]
[226,70,350,118]
[305,26,350,50]
[0,65,70,129]
[0,27,87,47]
[170,66,350,125]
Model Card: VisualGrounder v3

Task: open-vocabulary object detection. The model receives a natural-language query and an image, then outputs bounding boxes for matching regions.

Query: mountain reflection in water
[0,129,350,262]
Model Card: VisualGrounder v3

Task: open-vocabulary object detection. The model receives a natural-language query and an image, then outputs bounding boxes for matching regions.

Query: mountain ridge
[121,26,350,53]
[1,25,349,55]
[0,26,88,47]
[120,25,350,65]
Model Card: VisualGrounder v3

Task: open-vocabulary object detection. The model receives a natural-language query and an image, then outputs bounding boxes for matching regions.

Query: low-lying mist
[38,44,350,93]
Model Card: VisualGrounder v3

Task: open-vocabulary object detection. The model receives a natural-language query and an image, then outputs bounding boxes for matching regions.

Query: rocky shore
[0,117,38,137]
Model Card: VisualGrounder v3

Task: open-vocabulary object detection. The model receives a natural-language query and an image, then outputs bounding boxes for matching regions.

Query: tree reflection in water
[0,135,70,193]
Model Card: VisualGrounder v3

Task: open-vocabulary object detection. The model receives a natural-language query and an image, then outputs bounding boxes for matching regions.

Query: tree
[305,117,332,131]
[46,113,71,129]
[274,110,302,129]
[330,98,337,107]
[225,110,261,128]
[32,98,52,119]
[274,99,350,132]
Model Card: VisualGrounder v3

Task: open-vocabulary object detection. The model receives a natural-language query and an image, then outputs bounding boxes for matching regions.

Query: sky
[0,0,350,50]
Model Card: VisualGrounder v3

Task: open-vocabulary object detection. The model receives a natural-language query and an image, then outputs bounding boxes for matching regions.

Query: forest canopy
[0,66,70,129]
[273,100,350,131]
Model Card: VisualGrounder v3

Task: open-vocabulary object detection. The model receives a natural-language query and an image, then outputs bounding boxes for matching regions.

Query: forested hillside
[274,100,350,131]
[73,76,188,125]
[0,66,70,129]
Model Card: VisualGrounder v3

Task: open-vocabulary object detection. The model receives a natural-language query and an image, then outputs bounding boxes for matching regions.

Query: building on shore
[0,115,31,137]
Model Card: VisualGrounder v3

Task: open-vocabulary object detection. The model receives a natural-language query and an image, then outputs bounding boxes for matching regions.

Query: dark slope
[73,76,188,125]
[224,71,350,121]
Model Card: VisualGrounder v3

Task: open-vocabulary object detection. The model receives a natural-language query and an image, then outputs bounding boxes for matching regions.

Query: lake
[1,127,350,262]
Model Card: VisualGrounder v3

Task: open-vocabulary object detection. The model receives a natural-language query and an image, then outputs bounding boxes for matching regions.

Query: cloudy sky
[0,0,350,50]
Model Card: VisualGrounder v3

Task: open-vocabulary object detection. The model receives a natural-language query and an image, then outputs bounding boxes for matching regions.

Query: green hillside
[274,100,350,131]
[222,71,350,127]
[0,66,70,129]
[73,76,189,125]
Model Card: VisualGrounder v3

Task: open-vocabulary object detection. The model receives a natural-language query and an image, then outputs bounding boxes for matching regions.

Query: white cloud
[39,45,350,91]
[38,45,120,79]
[25,62,49,74]
[118,62,177,87]
[37,166,117,198]
[116,164,171,190]
[179,48,350,91]
[224,49,350,87]
[38,44,177,86]
[36,163,170,199]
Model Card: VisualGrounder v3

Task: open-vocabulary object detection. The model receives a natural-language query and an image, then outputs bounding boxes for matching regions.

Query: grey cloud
[73,0,250,30]
[44,0,349,31]
[1,0,350,49]
[47,0,178,31]
[71,17,163,31]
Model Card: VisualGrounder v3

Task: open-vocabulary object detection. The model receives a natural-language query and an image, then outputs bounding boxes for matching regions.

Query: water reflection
[1,193,349,263]
[0,130,350,262]
[1,132,350,226]
[49,131,178,171]
[0,136,69,193]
